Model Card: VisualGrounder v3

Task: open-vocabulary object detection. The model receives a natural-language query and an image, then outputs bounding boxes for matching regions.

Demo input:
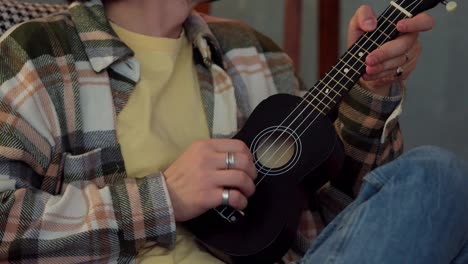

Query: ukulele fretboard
[298,3,413,120]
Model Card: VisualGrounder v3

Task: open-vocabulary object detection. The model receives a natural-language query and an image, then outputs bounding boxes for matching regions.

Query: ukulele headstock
[392,0,457,15]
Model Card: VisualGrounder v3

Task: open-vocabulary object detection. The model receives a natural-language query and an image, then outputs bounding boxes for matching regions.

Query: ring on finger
[225,152,235,170]
[221,188,230,206]
[395,66,404,77]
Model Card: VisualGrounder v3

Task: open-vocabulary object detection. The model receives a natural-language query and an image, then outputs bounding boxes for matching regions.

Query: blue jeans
[301,146,468,264]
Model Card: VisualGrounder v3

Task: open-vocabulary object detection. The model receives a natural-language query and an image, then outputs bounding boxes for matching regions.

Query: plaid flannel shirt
[0,0,403,262]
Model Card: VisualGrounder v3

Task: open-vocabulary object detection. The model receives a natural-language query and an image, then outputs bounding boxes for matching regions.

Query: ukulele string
[253,1,419,186]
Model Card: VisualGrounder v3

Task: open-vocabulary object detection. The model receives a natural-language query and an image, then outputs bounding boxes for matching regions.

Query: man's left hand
[347,5,435,96]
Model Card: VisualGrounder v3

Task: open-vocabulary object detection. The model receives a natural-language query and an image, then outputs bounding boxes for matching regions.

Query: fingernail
[364,19,376,29]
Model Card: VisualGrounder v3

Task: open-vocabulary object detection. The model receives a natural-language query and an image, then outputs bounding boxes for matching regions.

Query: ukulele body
[186,93,344,263]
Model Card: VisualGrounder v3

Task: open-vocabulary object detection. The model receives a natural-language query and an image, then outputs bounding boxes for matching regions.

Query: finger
[220,189,248,210]
[363,57,417,81]
[214,152,257,180]
[366,32,418,66]
[203,188,248,210]
[213,170,256,197]
[405,39,423,63]
[397,13,435,33]
[191,139,246,154]
[347,5,377,47]
[356,5,378,31]
[365,54,408,75]
[211,139,252,156]
[363,68,398,82]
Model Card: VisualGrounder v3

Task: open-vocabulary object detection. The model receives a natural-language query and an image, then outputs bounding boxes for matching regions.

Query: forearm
[333,82,404,196]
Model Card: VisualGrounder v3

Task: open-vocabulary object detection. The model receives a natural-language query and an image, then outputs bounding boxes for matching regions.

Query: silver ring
[221,188,230,206]
[225,152,235,170]
[395,66,404,77]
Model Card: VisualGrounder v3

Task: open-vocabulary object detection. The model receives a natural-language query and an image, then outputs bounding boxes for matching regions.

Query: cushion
[0,0,66,35]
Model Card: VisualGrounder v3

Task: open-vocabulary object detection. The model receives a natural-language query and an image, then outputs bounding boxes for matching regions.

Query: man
[0,0,466,263]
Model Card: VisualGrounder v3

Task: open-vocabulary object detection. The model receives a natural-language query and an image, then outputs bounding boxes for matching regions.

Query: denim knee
[366,145,468,200]
[398,145,468,200]
[403,145,460,164]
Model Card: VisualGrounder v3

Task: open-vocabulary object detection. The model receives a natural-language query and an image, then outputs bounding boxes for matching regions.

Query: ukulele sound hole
[255,131,296,169]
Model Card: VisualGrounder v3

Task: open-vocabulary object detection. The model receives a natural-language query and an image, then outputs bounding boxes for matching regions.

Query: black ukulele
[186,0,454,263]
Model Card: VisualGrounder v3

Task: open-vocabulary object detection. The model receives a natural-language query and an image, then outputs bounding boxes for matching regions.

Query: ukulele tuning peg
[442,1,458,12]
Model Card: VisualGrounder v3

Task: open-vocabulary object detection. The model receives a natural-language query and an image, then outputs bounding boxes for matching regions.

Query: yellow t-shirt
[112,22,222,264]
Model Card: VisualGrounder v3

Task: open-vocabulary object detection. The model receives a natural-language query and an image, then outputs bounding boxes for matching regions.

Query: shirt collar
[68,0,223,73]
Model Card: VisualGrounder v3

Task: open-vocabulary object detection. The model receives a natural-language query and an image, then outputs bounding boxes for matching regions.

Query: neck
[103,0,201,38]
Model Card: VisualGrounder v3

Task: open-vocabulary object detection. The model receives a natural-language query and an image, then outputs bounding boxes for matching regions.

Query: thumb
[347,5,377,48]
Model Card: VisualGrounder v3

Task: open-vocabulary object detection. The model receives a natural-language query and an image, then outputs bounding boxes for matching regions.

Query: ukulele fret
[318,80,341,96]
[323,72,353,92]
[313,81,340,108]
[360,35,382,51]
[316,88,336,103]
[346,52,365,65]
[329,66,354,83]
[380,14,397,27]
[376,28,392,40]
[305,92,332,109]
[302,97,326,116]
[337,59,361,75]
[354,42,371,56]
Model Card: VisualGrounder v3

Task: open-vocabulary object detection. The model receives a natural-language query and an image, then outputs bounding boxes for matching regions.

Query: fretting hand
[347,5,435,96]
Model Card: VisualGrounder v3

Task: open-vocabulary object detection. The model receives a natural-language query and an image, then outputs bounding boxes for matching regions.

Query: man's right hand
[163,139,257,222]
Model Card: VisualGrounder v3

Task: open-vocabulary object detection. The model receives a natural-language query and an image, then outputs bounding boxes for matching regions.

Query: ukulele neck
[302,3,410,117]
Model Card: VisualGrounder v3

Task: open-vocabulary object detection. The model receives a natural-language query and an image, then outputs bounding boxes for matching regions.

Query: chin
[198,0,217,3]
